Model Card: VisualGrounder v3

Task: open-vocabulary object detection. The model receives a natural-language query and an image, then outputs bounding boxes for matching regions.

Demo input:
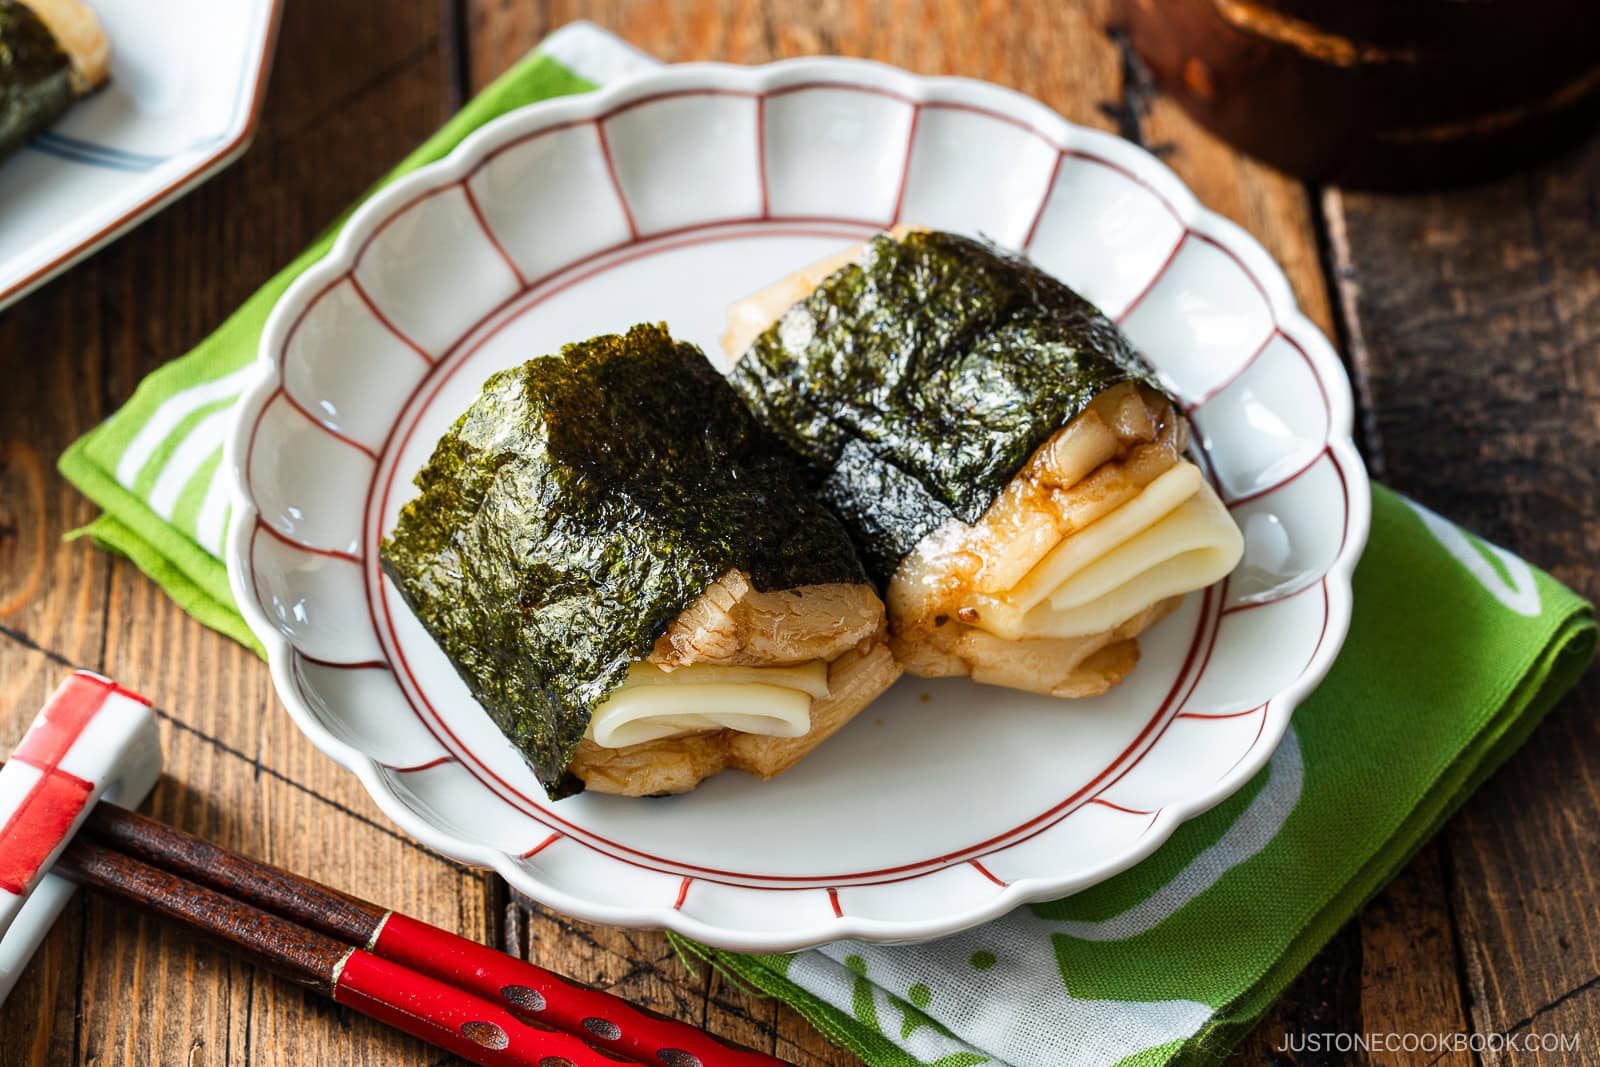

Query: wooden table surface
[1,2,1596,1064]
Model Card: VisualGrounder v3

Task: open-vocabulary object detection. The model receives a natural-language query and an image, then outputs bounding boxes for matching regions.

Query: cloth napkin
[687,486,1594,1066]
[57,23,1596,1067]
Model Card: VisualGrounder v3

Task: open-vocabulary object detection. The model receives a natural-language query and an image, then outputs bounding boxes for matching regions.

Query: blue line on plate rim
[34,130,169,167]
[16,3,272,177]
[24,137,154,173]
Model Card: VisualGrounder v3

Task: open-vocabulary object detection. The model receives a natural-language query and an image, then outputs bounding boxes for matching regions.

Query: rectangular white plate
[0,0,283,309]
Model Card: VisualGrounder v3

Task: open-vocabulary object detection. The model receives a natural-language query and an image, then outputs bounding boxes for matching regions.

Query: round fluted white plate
[225,58,1369,952]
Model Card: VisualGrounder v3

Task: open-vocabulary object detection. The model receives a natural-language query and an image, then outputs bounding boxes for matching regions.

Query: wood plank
[1241,844,1477,1066]
[1230,922,1362,1066]
[463,0,1333,338]
[97,694,493,1066]
[470,0,1126,134]
[0,637,495,1066]
[710,968,866,1067]
[1324,134,1600,1059]
[0,252,113,697]
[1497,980,1600,1066]
[509,899,711,1032]
[0,0,498,1063]
[1356,843,1475,1066]
[0,216,112,1055]
[510,892,861,1065]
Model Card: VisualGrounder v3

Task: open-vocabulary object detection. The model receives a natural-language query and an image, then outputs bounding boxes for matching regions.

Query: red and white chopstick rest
[0,671,161,1002]
[0,676,788,1064]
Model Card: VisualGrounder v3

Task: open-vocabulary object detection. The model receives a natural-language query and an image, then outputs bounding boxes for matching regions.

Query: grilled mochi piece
[1,0,109,161]
[381,325,897,800]
[572,642,900,797]
[724,230,1242,699]
[571,569,895,796]
[886,383,1239,696]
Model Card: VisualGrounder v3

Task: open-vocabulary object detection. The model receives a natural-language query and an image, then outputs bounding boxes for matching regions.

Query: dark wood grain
[55,838,353,995]
[0,407,107,673]
[461,0,1335,336]
[85,674,495,1063]
[0,243,113,719]
[1325,138,1600,1062]
[84,805,389,948]
[1356,844,1475,1065]
[0,654,90,1067]
[0,1,494,1065]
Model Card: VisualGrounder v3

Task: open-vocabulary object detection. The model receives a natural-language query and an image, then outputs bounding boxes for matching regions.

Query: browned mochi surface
[723,231,1242,700]
[570,571,898,796]
[381,326,899,800]
[888,383,1188,697]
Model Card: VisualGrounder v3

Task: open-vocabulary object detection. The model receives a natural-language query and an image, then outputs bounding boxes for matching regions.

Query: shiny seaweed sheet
[730,230,1162,581]
[380,325,867,798]
[0,2,74,161]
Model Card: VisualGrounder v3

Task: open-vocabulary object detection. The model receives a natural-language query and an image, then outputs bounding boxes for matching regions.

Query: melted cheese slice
[587,661,829,749]
[965,460,1242,641]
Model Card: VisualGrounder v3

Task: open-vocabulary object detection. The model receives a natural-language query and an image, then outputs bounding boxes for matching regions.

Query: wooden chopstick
[53,834,623,1067]
[81,802,785,1067]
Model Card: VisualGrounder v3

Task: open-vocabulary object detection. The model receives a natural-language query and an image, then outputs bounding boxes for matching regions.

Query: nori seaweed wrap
[1,0,108,161]
[723,229,1243,698]
[381,325,898,799]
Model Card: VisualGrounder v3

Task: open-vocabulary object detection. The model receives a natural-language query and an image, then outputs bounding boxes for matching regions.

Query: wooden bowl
[1120,0,1600,188]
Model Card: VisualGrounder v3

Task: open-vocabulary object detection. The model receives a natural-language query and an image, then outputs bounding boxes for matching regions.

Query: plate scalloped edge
[224,56,1370,952]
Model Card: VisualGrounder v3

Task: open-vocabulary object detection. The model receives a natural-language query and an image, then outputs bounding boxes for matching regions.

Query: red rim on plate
[225,59,1369,952]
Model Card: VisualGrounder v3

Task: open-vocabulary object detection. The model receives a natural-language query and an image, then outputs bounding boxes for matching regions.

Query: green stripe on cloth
[56,24,1595,1067]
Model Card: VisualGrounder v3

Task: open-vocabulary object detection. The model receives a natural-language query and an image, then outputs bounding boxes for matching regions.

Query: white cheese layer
[966,460,1243,640]
[587,661,829,749]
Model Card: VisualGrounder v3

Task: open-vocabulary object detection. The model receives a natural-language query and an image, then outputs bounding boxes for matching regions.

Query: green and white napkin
[58,24,1596,1067]
[686,486,1593,1065]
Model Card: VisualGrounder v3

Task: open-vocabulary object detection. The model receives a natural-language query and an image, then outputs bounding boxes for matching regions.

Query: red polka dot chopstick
[65,801,788,1066]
